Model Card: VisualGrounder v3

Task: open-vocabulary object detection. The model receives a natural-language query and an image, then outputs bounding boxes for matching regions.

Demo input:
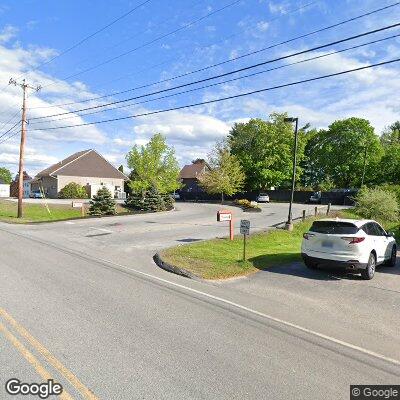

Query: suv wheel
[386,245,397,267]
[361,253,376,280]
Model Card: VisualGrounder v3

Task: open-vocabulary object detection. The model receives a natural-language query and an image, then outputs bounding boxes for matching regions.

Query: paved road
[1,202,398,399]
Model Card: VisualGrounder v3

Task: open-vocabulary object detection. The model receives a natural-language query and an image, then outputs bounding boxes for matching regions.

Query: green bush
[125,187,174,212]
[89,187,116,216]
[59,182,88,199]
[234,199,261,210]
[375,184,400,205]
[235,199,251,207]
[354,187,399,222]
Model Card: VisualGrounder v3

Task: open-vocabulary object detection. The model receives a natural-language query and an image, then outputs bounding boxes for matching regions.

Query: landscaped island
[159,210,399,280]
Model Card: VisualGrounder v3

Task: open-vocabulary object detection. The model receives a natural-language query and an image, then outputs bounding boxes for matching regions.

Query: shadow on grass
[176,238,203,243]
[248,253,369,281]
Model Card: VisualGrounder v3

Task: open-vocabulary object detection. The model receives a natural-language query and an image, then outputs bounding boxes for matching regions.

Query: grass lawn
[0,199,129,223]
[161,218,314,280]
[160,210,400,280]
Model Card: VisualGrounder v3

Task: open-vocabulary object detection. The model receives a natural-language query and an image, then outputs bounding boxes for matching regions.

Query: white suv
[301,218,397,280]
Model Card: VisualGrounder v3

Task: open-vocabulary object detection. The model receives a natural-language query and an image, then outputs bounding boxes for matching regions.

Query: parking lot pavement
[2,227,398,400]
[2,201,347,252]
[2,202,398,363]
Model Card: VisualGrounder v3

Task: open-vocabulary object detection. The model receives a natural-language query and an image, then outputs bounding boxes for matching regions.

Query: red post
[217,210,234,240]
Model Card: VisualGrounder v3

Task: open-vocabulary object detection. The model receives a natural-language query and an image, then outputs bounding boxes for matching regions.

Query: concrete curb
[153,252,202,281]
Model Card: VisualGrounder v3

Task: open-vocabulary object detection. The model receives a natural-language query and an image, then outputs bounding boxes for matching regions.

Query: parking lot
[1,201,398,361]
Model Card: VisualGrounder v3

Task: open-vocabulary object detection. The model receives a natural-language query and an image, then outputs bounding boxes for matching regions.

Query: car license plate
[322,240,333,248]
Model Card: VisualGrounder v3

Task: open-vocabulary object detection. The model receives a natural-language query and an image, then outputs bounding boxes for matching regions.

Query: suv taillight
[341,237,365,244]
[303,233,315,240]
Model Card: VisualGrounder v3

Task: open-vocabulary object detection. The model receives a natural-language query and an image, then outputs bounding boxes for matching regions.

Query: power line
[30,22,400,121]
[29,33,400,125]
[67,0,211,73]
[0,120,21,141]
[41,0,243,87]
[0,127,21,145]
[57,0,320,97]
[16,0,153,80]
[0,130,20,144]
[31,57,400,132]
[32,1,400,110]
[0,110,21,131]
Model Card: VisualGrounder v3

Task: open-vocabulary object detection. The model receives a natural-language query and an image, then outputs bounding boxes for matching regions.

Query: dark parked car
[307,191,321,204]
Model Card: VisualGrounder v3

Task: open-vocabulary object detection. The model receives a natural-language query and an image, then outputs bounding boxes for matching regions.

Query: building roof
[179,161,207,179]
[35,149,128,180]
[13,171,32,182]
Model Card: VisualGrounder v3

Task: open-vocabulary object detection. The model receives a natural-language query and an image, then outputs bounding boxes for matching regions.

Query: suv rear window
[309,221,358,234]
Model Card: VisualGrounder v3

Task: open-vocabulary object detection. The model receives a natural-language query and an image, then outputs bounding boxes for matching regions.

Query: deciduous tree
[126,133,180,194]
[228,113,307,190]
[0,167,12,184]
[303,118,382,188]
[199,142,245,203]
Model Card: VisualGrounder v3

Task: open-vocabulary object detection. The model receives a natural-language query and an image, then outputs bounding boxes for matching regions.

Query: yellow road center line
[0,321,74,400]
[0,308,98,400]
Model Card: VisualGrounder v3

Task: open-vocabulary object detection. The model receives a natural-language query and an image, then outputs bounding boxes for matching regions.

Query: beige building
[32,149,128,199]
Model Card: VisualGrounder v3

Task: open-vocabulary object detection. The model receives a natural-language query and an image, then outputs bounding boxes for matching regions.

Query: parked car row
[301,218,397,280]
[30,190,43,199]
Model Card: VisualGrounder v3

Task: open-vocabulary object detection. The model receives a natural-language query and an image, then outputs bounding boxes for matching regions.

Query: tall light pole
[360,144,368,188]
[284,117,299,231]
[9,78,41,218]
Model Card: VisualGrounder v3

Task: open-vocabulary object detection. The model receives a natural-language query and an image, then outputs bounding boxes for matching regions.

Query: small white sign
[219,213,232,221]
[240,219,250,235]
[72,202,83,208]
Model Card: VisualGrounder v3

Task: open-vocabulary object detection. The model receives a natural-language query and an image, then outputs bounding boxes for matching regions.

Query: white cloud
[0,25,18,43]
[132,111,231,164]
[256,21,269,32]
[133,111,230,143]
[268,1,289,15]
[0,34,110,175]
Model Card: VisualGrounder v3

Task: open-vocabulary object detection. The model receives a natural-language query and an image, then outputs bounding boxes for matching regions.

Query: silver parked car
[256,193,270,203]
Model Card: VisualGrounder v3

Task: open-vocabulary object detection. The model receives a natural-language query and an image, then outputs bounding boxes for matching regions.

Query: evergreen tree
[144,187,165,211]
[125,191,145,210]
[125,187,174,212]
[89,187,116,216]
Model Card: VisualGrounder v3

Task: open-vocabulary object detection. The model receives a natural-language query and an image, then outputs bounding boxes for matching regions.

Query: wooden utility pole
[9,78,41,218]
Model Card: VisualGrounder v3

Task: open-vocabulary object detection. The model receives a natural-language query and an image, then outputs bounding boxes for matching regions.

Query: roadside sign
[72,201,85,217]
[240,219,250,235]
[217,210,234,240]
[217,210,232,221]
[240,220,250,261]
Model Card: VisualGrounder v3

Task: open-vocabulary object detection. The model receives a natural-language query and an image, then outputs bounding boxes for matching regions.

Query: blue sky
[0,0,399,176]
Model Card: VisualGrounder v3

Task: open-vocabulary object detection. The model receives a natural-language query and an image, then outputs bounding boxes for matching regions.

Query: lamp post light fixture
[284,117,299,231]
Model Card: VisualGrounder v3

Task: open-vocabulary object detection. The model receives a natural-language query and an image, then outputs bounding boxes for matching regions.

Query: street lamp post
[284,117,299,231]
[360,144,368,187]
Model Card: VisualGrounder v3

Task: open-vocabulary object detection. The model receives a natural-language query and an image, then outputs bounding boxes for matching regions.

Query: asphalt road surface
[1,202,398,399]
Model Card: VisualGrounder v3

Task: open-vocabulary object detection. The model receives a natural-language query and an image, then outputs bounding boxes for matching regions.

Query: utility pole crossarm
[8,77,41,218]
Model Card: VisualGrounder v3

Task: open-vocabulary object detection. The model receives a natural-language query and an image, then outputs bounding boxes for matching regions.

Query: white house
[0,179,10,198]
